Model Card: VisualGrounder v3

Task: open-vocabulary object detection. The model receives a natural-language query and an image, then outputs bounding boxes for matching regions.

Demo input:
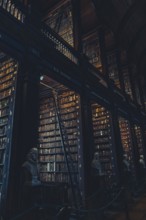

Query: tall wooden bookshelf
[0,54,18,210]
[120,50,133,99]
[38,76,83,201]
[107,51,121,88]
[104,30,121,88]
[44,1,74,47]
[122,67,133,99]
[91,103,116,182]
[118,117,135,176]
[134,125,145,158]
[83,31,102,72]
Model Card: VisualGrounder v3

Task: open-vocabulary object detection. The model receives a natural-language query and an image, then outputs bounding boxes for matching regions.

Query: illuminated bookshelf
[83,31,102,72]
[91,103,116,179]
[118,117,135,176]
[45,1,74,47]
[134,125,145,158]
[0,54,18,206]
[37,76,83,201]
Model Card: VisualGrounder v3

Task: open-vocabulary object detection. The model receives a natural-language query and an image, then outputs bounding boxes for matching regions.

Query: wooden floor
[107,194,146,220]
[116,195,146,220]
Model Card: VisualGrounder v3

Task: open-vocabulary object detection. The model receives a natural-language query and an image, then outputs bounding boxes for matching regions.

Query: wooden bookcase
[134,125,145,158]
[0,55,18,208]
[82,31,102,72]
[38,76,83,203]
[118,117,136,176]
[91,103,116,180]
[44,1,74,47]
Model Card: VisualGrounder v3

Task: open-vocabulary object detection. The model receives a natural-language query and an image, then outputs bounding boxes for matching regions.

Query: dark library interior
[0,0,146,219]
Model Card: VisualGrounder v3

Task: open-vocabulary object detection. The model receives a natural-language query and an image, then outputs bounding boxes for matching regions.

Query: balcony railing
[41,23,79,65]
[0,0,25,22]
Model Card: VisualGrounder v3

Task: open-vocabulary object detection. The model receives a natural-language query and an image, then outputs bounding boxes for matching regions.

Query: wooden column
[26,0,41,28]
[71,0,82,52]
[19,59,40,163]
[80,88,95,207]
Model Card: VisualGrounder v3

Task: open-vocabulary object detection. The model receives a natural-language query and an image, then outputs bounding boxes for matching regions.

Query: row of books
[40,173,71,183]
[40,162,78,173]
[118,117,136,174]
[39,151,78,162]
[39,146,78,154]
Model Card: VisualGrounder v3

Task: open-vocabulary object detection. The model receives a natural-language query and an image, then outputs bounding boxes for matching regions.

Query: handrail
[0,0,25,23]
[41,22,79,65]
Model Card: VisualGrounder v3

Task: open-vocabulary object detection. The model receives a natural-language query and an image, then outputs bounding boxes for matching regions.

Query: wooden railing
[0,0,25,22]
[41,23,110,88]
[41,23,79,65]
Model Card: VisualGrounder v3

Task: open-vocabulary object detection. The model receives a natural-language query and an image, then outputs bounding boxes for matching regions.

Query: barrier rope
[83,188,102,202]
[83,182,120,202]
[75,187,124,214]
[10,179,146,220]
[9,186,123,219]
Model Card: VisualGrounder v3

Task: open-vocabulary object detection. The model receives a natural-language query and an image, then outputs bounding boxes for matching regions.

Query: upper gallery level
[0,0,146,118]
